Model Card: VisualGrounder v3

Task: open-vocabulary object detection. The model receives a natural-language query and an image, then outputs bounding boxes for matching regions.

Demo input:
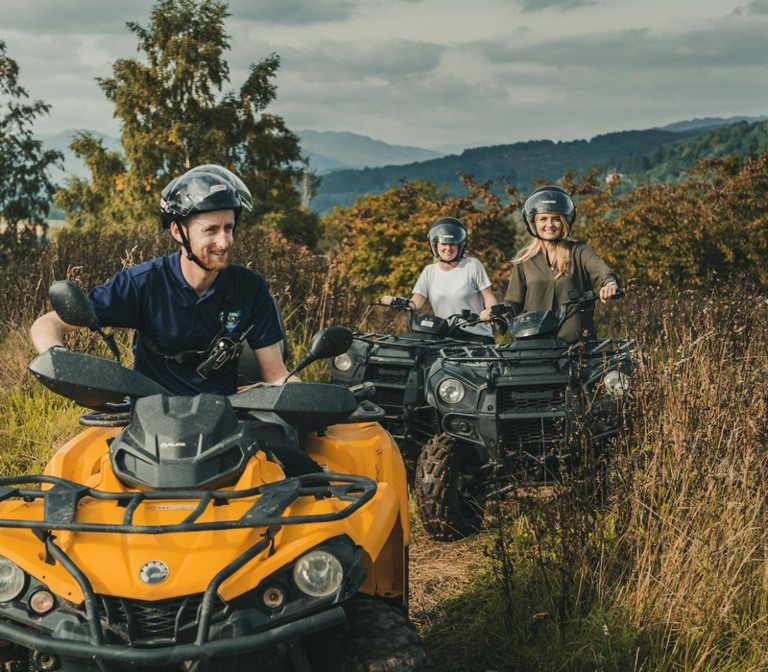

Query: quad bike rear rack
[0,473,375,666]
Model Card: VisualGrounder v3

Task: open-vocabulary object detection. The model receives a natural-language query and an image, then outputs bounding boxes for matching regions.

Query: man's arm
[30,311,81,353]
[253,342,300,384]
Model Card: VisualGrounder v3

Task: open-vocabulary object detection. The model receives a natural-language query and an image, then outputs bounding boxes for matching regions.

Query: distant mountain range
[297,130,445,173]
[40,128,445,184]
[308,115,768,214]
[42,114,768,216]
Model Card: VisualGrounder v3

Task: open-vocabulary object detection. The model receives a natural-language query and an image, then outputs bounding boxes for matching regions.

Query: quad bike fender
[304,422,410,539]
[43,425,117,483]
[357,512,406,601]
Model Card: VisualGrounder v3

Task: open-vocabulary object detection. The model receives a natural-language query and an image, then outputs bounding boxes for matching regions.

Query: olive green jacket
[503,240,619,342]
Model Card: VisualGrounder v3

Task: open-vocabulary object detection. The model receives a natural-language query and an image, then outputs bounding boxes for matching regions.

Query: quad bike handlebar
[374,297,516,336]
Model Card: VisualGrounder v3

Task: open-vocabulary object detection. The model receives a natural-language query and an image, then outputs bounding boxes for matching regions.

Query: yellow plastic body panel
[1,419,409,605]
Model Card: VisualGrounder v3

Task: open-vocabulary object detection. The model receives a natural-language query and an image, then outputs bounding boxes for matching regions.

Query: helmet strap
[438,254,462,264]
[175,222,216,273]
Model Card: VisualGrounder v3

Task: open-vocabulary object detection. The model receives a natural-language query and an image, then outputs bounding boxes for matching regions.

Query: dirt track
[408,522,486,632]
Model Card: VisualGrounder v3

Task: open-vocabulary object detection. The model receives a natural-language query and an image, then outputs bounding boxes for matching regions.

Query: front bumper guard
[0,604,345,665]
[0,472,374,664]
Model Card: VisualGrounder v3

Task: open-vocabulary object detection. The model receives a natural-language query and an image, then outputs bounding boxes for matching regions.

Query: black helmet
[160,164,253,229]
[428,217,468,260]
[521,186,576,237]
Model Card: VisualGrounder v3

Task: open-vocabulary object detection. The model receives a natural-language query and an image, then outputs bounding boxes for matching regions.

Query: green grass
[0,386,82,475]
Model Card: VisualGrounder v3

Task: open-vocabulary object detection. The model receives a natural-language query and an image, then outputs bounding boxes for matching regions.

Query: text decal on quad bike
[139,560,170,585]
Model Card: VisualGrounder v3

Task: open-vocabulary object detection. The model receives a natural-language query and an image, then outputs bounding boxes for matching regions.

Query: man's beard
[197,247,230,271]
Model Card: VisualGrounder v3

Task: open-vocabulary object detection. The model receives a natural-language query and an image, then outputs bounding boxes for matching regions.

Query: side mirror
[49,280,99,329]
[285,326,354,380]
[48,280,122,363]
[306,326,354,361]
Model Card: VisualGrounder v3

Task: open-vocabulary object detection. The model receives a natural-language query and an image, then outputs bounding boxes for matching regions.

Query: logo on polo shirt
[221,309,242,334]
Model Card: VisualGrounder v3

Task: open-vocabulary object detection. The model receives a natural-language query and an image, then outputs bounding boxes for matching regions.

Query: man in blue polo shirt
[31,164,295,395]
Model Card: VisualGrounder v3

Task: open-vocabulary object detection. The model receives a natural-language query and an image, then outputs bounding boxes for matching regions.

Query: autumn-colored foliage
[323,176,521,300]
[578,153,768,288]
[320,153,768,305]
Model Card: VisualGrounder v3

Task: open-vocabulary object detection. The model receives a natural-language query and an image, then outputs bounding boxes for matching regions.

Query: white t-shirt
[412,256,493,337]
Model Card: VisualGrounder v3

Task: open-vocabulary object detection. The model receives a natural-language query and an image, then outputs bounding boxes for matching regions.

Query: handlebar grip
[491,303,516,317]
[390,297,412,310]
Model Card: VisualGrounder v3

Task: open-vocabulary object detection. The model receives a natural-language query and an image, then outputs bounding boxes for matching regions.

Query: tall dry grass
[3,231,768,670]
[419,284,768,671]
[610,286,768,670]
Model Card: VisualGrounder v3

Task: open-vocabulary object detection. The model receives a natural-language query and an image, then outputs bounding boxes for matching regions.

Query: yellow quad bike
[0,282,429,672]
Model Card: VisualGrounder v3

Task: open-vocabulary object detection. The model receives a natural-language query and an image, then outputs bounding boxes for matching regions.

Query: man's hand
[30,311,79,354]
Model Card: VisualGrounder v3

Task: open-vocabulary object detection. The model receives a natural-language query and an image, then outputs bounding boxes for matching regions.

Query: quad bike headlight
[0,556,26,602]
[293,550,343,598]
[602,370,631,399]
[332,353,354,372]
[437,378,466,404]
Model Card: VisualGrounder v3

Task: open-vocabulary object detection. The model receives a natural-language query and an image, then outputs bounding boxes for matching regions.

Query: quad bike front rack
[0,472,376,665]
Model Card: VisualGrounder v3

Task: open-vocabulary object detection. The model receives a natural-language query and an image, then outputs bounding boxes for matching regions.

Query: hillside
[310,116,768,213]
[41,116,768,219]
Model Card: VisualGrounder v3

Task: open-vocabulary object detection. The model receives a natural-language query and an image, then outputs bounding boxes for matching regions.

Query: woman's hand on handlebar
[379,295,414,310]
[599,283,622,303]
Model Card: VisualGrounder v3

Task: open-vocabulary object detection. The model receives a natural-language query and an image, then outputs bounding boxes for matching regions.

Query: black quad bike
[415,289,634,541]
[0,281,429,672]
[328,298,513,471]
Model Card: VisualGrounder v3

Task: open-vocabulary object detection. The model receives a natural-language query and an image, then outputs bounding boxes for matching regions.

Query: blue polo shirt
[88,251,283,395]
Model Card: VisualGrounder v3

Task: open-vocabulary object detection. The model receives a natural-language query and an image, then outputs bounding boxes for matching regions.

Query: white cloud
[2,0,765,149]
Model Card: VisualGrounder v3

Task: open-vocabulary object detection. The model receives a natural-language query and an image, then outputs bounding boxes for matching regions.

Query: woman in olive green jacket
[504,186,620,343]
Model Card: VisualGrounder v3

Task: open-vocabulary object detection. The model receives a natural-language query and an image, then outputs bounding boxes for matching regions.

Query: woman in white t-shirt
[380,217,498,343]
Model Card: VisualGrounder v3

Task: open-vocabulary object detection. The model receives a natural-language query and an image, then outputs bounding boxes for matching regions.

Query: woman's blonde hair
[512,216,571,278]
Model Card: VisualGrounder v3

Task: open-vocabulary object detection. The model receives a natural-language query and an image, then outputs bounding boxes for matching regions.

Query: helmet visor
[430,223,466,245]
[189,164,253,212]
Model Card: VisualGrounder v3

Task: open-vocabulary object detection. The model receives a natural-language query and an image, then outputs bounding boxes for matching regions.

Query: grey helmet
[521,186,576,237]
[160,164,253,229]
[428,217,468,261]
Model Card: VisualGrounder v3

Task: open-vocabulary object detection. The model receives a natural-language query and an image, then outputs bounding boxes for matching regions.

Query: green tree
[0,40,62,255]
[55,0,319,246]
[324,176,520,299]
[52,133,128,231]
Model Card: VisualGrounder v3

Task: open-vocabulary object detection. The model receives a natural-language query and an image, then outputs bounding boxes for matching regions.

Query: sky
[2,0,767,153]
